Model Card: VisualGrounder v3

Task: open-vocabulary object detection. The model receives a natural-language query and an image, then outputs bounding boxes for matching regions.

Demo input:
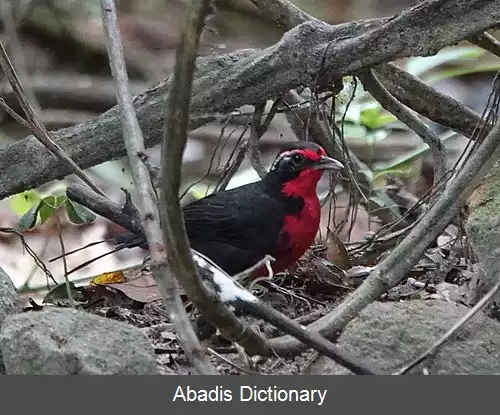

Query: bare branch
[375,63,489,138]
[359,69,448,194]
[100,0,215,374]
[217,141,248,191]
[248,102,268,178]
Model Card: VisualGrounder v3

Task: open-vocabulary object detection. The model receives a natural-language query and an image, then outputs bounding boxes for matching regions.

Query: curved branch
[159,0,272,358]
[359,69,448,192]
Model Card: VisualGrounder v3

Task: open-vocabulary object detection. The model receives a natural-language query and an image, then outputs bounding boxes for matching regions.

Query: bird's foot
[233,255,275,289]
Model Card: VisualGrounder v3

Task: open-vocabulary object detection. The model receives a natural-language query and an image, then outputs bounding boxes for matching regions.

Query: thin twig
[217,140,248,191]
[100,0,215,374]
[0,98,31,129]
[55,217,75,309]
[248,102,268,178]
[395,279,500,375]
[0,227,57,285]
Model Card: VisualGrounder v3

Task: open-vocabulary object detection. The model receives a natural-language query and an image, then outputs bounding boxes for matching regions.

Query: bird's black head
[264,142,343,193]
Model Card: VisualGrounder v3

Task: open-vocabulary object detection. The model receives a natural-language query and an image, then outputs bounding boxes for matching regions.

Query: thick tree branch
[0,0,498,200]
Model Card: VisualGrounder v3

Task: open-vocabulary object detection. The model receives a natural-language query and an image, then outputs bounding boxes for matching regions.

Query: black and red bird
[58,142,343,277]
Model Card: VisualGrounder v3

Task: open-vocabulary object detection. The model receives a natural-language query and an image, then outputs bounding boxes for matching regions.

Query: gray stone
[466,158,500,302]
[305,300,500,375]
[0,267,22,374]
[0,308,158,375]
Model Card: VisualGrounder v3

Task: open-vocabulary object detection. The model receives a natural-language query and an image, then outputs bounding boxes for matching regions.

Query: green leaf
[55,195,67,208]
[406,46,484,77]
[359,104,397,130]
[65,200,96,224]
[10,190,42,216]
[17,202,41,231]
[38,196,58,224]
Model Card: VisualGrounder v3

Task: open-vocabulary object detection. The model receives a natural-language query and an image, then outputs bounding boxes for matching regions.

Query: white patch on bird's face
[270,150,294,171]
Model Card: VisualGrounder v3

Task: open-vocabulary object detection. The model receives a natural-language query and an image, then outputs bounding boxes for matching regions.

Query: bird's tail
[49,233,147,276]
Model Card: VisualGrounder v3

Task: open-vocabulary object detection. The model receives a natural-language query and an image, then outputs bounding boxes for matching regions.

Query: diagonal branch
[375,63,490,138]
[100,0,215,374]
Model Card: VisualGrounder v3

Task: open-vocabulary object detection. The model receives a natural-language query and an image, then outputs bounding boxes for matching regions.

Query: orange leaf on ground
[91,271,127,285]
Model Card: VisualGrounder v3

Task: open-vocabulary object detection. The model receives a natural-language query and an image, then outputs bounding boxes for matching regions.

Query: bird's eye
[291,153,304,164]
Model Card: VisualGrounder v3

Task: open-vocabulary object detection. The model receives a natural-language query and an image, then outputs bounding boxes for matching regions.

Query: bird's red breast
[256,146,330,276]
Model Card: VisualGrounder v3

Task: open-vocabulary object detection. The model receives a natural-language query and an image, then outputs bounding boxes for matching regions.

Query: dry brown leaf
[325,227,352,271]
[107,274,161,303]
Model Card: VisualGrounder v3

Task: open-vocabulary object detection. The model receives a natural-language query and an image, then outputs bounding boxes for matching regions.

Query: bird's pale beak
[312,156,344,171]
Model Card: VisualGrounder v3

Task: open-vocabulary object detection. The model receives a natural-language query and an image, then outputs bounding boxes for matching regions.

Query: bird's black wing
[182,184,286,274]
[183,183,284,252]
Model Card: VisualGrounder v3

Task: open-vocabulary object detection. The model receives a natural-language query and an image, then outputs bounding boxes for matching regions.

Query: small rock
[304,300,500,375]
[466,159,500,302]
[0,267,22,374]
[0,308,158,375]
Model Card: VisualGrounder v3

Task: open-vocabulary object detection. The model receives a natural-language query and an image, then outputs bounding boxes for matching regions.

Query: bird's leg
[233,255,275,289]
